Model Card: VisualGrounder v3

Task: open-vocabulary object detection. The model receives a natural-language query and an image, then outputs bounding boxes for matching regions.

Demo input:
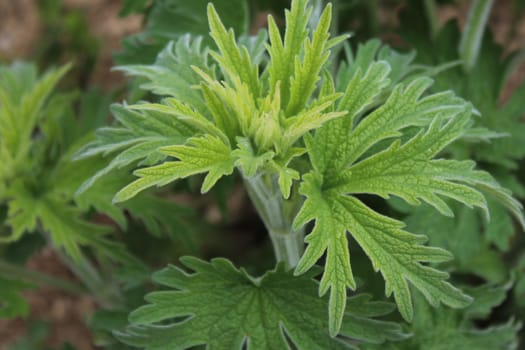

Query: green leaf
[115,134,234,202]
[147,0,248,39]
[116,35,213,114]
[307,60,391,176]
[401,15,525,170]
[115,0,249,66]
[294,175,471,335]
[293,35,525,334]
[371,284,520,350]
[122,194,198,249]
[398,200,507,283]
[0,276,33,318]
[75,104,189,194]
[232,137,275,177]
[335,77,467,170]
[207,3,260,98]
[267,0,311,109]
[293,173,356,336]
[0,63,70,160]
[483,197,515,251]
[119,0,150,16]
[285,3,342,116]
[336,112,491,217]
[118,257,406,349]
[4,180,135,264]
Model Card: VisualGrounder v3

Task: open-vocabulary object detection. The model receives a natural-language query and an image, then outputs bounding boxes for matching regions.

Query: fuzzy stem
[268,228,305,269]
[244,173,304,269]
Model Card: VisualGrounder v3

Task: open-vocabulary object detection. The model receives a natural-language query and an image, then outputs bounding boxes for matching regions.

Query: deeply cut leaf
[294,174,472,335]
[118,257,406,349]
[115,134,234,202]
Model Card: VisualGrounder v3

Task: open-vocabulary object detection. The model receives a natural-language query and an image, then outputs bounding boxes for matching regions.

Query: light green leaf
[286,3,340,116]
[294,174,471,335]
[115,135,234,202]
[0,62,70,159]
[75,104,190,193]
[207,3,260,98]
[232,137,275,177]
[116,35,213,114]
[3,184,40,243]
[117,257,406,349]
[5,179,135,263]
[267,0,311,109]
[282,93,346,149]
[307,61,391,175]
[270,161,302,199]
[129,99,228,144]
[340,77,467,168]
[336,112,491,216]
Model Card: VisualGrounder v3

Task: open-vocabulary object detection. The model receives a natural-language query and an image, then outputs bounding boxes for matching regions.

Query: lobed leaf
[117,35,212,113]
[114,134,234,202]
[0,277,34,318]
[294,174,471,335]
[117,257,406,349]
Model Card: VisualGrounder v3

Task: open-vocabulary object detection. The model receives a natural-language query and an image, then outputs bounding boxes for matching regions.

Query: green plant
[2,0,524,348]
[0,62,200,319]
[72,0,524,347]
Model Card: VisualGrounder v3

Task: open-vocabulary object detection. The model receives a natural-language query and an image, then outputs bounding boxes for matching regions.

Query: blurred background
[0,0,524,349]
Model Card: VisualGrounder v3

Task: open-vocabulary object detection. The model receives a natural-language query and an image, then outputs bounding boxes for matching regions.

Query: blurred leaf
[0,276,34,318]
[115,0,249,65]
[367,284,520,350]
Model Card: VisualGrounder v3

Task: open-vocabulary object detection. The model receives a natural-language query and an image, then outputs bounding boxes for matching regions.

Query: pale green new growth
[115,134,234,202]
[80,0,345,201]
[78,0,525,340]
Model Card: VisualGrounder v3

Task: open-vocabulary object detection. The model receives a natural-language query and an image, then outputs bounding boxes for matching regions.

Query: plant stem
[268,228,304,269]
[459,0,494,71]
[0,259,86,295]
[244,173,304,269]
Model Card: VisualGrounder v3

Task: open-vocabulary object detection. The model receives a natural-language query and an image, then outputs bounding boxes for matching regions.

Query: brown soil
[0,0,41,60]
[62,0,142,90]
